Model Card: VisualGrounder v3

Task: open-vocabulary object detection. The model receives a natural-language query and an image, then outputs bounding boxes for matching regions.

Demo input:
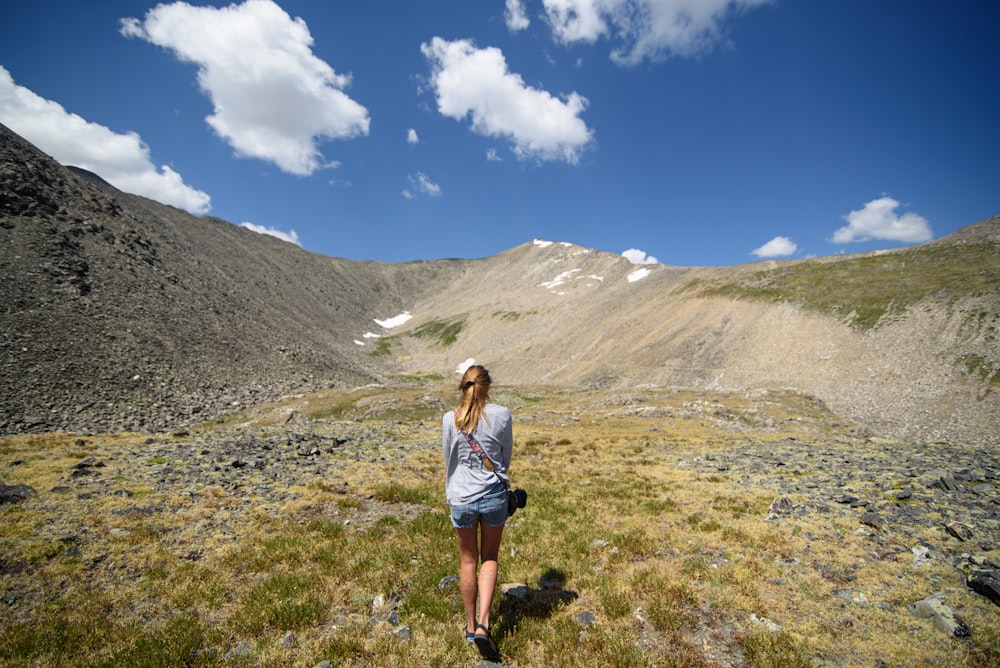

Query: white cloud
[239,222,301,246]
[0,66,211,214]
[121,0,369,176]
[542,0,607,43]
[402,172,442,199]
[832,197,933,244]
[420,37,593,164]
[486,147,502,162]
[506,0,531,31]
[622,248,658,264]
[541,0,773,65]
[751,236,797,258]
[407,128,419,145]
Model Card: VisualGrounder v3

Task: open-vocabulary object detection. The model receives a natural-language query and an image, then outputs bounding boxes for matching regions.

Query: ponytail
[453,365,492,432]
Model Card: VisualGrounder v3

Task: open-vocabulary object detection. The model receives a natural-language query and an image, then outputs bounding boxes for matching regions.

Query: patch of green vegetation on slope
[365,318,466,359]
[492,310,538,321]
[367,336,397,358]
[956,353,1000,397]
[412,317,465,346]
[688,243,1000,330]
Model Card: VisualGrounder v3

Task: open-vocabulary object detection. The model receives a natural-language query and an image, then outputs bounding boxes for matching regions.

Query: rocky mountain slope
[0,123,463,433]
[380,229,1000,447]
[2,122,997,445]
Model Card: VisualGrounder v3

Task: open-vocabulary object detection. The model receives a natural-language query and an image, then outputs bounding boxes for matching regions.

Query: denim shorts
[450,486,508,529]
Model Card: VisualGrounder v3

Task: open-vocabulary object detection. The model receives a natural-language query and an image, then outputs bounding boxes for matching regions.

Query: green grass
[492,310,538,321]
[689,243,1000,330]
[0,594,222,668]
[743,630,811,668]
[233,572,328,636]
[371,481,437,505]
[411,317,465,346]
[367,337,395,357]
[366,316,467,357]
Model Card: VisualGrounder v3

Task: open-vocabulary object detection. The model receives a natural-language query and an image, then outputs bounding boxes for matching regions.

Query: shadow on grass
[494,567,579,645]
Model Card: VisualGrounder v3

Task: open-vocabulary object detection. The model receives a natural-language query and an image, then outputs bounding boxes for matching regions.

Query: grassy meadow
[1,384,998,667]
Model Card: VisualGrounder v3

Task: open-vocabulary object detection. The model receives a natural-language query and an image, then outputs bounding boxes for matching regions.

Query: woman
[442,364,511,661]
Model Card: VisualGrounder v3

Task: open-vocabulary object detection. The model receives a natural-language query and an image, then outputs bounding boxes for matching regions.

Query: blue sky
[1,1,997,266]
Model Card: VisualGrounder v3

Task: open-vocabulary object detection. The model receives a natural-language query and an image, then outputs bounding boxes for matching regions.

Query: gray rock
[501,583,530,603]
[766,496,793,520]
[0,483,36,504]
[966,570,1000,607]
[926,469,961,492]
[749,613,782,632]
[223,641,254,660]
[912,545,931,569]
[945,521,974,542]
[907,594,970,637]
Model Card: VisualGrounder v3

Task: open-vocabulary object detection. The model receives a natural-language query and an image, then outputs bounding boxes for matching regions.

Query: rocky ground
[3,389,999,666]
[679,434,1000,633]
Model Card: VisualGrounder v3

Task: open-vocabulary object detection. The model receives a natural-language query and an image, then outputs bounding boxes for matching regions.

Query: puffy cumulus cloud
[120,0,369,176]
[832,197,933,244]
[622,248,658,264]
[0,66,211,214]
[505,0,530,31]
[407,128,419,145]
[542,0,607,43]
[402,172,442,199]
[239,222,301,246]
[751,236,798,258]
[421,37,593,164]
[542,0,773,65]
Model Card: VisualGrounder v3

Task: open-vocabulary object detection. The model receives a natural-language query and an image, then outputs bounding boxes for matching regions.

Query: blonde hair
[453,365,492,432]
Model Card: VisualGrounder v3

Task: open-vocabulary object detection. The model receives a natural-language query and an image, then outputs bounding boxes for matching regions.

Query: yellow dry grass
[1,384,997,667]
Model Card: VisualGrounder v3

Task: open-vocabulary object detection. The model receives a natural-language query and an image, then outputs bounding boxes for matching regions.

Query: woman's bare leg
[455,525,480,635]
[475,522,504,633]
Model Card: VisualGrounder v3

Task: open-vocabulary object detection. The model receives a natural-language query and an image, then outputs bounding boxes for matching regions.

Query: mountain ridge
[2,122,997,445]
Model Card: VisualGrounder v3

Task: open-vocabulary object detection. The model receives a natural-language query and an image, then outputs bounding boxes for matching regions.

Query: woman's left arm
[501,410,513,470]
